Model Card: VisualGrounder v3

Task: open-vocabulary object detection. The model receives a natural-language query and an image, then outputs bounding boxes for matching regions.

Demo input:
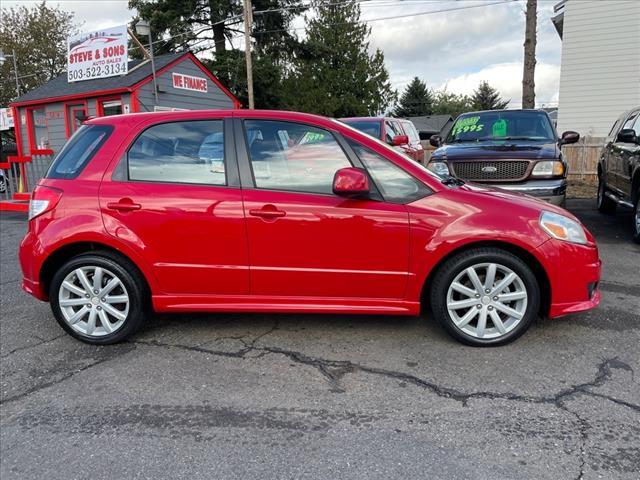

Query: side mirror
[560,131,580,145]
[429,135,442,148]
[617,128,637,143]
[391,135,409,146]
[333,167,370,197]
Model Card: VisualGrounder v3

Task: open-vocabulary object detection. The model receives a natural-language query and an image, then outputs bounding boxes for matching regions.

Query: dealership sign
[67,25,128,82]
[172,73,208,93]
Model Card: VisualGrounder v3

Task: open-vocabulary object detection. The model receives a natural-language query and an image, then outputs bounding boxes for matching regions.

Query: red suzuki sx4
[19,110,601,346]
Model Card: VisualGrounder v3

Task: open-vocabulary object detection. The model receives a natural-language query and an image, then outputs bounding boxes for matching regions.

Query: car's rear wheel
[633,190,640,244]
[430,248,540,346]
[597,176,616,214]
[50,253,147,344]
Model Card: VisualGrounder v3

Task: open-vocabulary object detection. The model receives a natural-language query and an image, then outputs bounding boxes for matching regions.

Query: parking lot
[0,198,638,479]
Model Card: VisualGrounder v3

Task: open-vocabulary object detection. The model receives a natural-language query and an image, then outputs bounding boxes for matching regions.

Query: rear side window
[128,120,225,185]
[46,125,112,179]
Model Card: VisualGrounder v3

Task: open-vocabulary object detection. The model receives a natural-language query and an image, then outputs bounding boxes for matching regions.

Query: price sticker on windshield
[452,116,484,136]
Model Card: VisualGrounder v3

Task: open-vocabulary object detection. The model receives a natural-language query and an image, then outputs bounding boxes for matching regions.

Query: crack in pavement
[128,327,639,413]
[0,344,137,406]
[0,334,67,359]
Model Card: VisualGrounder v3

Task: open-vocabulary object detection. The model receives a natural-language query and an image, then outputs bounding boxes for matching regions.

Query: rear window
[46,125,112,179]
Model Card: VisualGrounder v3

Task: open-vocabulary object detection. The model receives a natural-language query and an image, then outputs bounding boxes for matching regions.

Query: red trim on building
[11,87,132,108]
[11,106,23,157]
[130,89,140,113]
[25,106,50,152]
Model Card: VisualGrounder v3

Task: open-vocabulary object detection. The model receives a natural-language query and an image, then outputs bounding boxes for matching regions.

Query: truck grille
[452,161,530,181]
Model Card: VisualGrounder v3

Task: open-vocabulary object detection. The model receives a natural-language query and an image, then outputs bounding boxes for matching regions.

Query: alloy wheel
[58,266,130,337]
[446,262,528,340]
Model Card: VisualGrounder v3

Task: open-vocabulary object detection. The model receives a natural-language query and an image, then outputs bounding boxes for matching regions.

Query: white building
[552,0,640,138]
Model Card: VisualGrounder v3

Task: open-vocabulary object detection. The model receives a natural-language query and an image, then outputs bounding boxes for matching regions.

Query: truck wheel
[430,248,540,347]
[50,253,147,344]
[633,191,640,244]
[597,176,616,214]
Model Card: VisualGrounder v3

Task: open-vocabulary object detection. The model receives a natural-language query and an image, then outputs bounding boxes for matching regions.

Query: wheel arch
[420,240,551,317]
[40,241,154,301]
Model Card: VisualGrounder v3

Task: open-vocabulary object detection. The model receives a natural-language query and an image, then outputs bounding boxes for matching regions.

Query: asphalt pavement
[1,199,638,479]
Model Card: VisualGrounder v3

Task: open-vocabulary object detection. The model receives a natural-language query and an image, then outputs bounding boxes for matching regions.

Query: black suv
[597,107,640,243]
[428,109,579,206]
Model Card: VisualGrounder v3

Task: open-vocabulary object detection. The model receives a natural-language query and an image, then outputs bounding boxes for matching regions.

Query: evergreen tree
[432,90,472,119]
[393,77,434,117]
[470,81,509,110]
[284,0,395,117]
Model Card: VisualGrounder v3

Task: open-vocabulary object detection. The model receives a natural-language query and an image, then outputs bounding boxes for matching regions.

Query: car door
[100,118,250,296]
[611,110,639,194]
[236,117,412,299]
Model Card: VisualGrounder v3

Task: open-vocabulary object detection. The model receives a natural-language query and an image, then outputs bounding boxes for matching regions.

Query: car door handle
[107,199,141,212]
[249,205,286,219]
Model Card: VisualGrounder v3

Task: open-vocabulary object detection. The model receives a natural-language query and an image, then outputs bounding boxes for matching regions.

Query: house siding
[556,0,640,138]
[136,57,235,112]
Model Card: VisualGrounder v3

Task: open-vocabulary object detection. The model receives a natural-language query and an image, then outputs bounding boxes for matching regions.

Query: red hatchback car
[20,110,601,346]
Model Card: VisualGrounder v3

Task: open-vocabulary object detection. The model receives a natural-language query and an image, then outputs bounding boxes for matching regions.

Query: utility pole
[522,0,537,109]
[243,0,255,109]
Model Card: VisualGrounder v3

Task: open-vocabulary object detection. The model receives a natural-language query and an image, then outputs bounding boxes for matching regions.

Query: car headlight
[427,161,450,176]
[539,211,587,244]
[532,160,564,177]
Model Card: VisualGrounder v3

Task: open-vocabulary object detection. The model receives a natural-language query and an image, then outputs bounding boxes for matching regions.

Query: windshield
[446,111,555,143]
[340,120,381,140]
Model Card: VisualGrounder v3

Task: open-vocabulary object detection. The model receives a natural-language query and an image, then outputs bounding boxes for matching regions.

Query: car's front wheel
[50,253,147,344]
[430,248,540,346]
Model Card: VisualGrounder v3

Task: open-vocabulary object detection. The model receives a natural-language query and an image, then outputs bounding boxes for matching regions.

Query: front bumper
[535,237,601,318]
[482,179,567,205]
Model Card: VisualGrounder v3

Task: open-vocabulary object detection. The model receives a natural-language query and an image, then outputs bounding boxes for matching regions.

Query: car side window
[347,139,430,203]
[128,120,225,185]
[622,113,638,132]
[385,120,402,143]
[243,120,351,195]
[632,114,640,135]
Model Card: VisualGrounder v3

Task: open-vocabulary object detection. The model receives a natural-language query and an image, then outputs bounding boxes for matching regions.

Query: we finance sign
[172,73,208,93]
[67,25,128,82]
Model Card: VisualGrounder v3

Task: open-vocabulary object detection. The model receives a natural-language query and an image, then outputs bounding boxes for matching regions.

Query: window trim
[25,105,50,153]
[123,118,238,188]
[235,118,382,200]
[96,95,123,117]
[64,100,89,138]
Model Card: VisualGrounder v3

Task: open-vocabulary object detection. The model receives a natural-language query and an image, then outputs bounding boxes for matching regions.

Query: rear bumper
[19,228,48,301]
[483,179,567,205]
[535,238,601,318]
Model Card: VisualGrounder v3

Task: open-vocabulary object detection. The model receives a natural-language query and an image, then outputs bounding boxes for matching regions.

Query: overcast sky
[4,0,562,108]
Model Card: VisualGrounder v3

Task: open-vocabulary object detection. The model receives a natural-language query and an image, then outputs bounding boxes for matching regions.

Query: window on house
[66,103,87,136]
[29,107,49,150]
[99,99,123,116]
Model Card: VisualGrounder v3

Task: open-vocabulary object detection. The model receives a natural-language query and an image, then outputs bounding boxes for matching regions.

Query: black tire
[429,248,540,347]
[49,252,148,344]
[597,176,616,214]
[633,190,640,244]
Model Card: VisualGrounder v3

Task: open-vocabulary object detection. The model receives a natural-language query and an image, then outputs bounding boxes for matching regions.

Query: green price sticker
[492,119,508,137]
